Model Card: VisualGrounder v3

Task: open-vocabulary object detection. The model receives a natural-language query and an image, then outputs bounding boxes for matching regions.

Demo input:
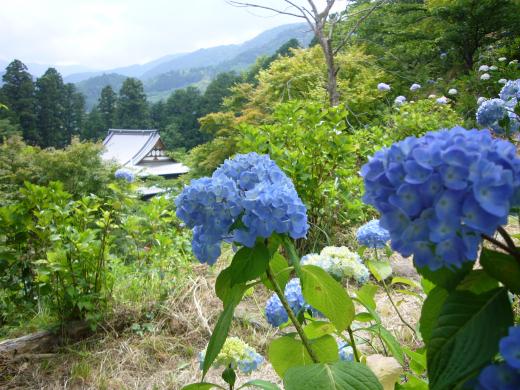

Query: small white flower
[377,83,391,91]
[498,79,507,84]
[448,88,458,95]
[479,65,490,72]
[490,65,498,71]
[480,73,491,80]
[394,96,406,106]
[499,57,507,62]
[410,83,421,91]
[509,60,519,66]
[477,97,487,105]
[436,96,449,104]
[428,94,437,99]
[440,52,447,59]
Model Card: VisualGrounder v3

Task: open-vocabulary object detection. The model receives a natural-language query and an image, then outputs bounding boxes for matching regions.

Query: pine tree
[98,85,117,131]
[83,105,105,140]
[0,60,37,144]
[35,68,66,147]
[116,78,149,129]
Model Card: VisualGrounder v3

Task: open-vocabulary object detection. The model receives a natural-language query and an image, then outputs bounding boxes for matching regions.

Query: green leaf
[354,312,374,322]
[283,361,383,390]
[268,335,338,377]
[237,380,281,390]
[303,321,336,339]
[301,265,355,331]
[181,383,225,390]
[228,242,270,285]
[391,276,421,290]
[356,283,379,311]
[261,253,291,291]
[222,367,236,388]
[480,248,520,294]
[419,287,448,344]
[395,375,429,390]
[366,259,392,282]
[403,347,426,374]
[202,289,243,378]
[456,269,499,294]
[368,324,404,365]
[416,261,473,290]
[427,288,514,390]
[215,267,247,306]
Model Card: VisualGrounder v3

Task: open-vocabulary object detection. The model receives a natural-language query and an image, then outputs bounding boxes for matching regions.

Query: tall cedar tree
[0,60,37,144]
[98,85,117,131]
[63,83,85,144]
[116,78,149,129]
[35,68,67,148]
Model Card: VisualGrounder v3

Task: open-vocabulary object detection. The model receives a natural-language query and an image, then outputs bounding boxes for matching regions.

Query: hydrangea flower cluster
[378,83,391,91]
[301,246,369,283]
[356,219,391,249]
[175,153,308,264]
[448,88,458,96]
[476,79,520,133]
[481,73,491,81]
[394,96,407,106]
[265,278,320,327]
[360,126,520,270]
[477,326,520,389]
[338,341,354,361]
[198,336,263,374]
[410,83,421,92]
[479,65,490,72]
[436,96,449,105]
[114,168,135,183]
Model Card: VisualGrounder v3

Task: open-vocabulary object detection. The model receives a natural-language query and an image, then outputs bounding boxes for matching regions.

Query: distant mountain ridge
[72,23,313,108]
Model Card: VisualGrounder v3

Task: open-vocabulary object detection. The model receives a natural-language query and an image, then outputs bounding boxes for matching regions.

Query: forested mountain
[72,23,313,108]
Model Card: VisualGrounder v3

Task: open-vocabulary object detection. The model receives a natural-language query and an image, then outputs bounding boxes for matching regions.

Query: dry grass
[1,253,424,390]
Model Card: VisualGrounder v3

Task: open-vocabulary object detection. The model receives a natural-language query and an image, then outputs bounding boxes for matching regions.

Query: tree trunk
[318,31,340,106]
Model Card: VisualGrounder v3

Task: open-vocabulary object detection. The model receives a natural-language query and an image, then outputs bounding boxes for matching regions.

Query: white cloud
[0,0,347,69]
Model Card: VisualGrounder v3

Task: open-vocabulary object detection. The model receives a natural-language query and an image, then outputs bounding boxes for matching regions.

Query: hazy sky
[0,0,347,70]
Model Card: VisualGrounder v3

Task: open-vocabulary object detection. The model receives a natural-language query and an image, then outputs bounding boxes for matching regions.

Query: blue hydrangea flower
[265,278,322,327]
[410,83,421,92]
[356,220,390,249]
[500,326,520,369]
[477,363,520,390]
[114,168,135,183]
[476,98,517,133]
[265,293,288,327]
[500,79,520,102]
[481,73,491,81]
[338,341,354,361]
[394,96,407,106]
[360,126,520,270]
[377,83,391,91]
[175,153,309,264]
[436,96,449,105]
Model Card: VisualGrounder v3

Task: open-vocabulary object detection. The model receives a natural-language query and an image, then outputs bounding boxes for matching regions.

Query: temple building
[102,129,189,178]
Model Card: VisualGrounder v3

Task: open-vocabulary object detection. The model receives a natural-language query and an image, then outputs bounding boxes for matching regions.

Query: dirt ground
[0,255,423,390]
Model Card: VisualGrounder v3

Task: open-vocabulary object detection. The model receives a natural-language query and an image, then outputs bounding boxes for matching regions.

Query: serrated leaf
[237,380,281,390]
[420,287,448,344]
[301,265,355,331]
[480,248,520,294]
[366,259,392,282]
[268,335,338,377]
[303,321,336,339]
[202,288,244,378]
[356,283,379,311]
[283,361,383,390]
[427,288,514,390]
[261,253,291,291]
[228,242,270,285]
[416,261,472,290]
[181,383,225,390]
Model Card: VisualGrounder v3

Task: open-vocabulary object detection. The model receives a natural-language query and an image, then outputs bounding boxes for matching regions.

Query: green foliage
[0,136,114,204]
[283,361,383,390]
[116,78,149,129]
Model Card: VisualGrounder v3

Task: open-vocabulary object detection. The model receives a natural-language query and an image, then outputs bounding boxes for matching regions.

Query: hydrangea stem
[483,231,520,265]
[375,249,417,337]
[265,265,319,363]
[346,327,361,362]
